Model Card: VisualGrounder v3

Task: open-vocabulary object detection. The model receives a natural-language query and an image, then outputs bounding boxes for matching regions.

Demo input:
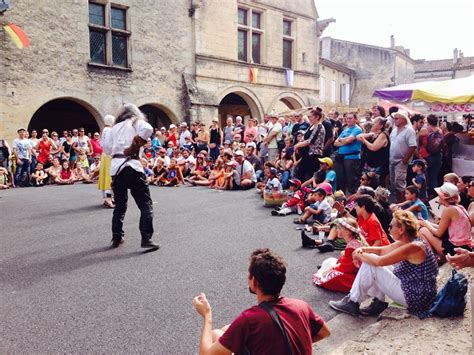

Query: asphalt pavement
[0,184,340,354]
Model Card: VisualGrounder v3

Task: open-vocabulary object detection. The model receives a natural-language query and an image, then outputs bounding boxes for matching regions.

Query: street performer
[103,103,160,249]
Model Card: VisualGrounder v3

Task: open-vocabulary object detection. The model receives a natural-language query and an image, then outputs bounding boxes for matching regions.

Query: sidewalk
[314,264,474,354]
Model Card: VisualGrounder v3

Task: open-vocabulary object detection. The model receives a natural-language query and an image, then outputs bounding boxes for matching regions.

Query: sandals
[293,218,306,225]
[103,200,115,209]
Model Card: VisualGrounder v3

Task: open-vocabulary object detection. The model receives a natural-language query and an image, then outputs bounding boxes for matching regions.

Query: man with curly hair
[193,248,330,354]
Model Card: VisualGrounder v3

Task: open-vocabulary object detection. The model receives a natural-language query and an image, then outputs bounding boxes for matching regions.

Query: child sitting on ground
[151,158,167,185]
[312,217,364,293]
[411,159,427,202]
[0,167,10,189]
[140,159,153,183]
[390,185,429,220]
[31,162,48,186]
[164,158,183,186]
[220,161,236,190]
[73,162,92,183]
[77,151,90,174]
[264,167,282,193]
[56,160,74,185]
[271,178,304,216]
[294,187,332,225]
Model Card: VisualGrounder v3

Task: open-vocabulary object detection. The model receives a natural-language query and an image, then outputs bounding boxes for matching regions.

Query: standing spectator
[178,122,191,147]
[151,129,162,152]
[371,106,386,121]
[294,109,325,181]
[234,116,245,142]
[159,127,167,145]
[166,124,179,147]
[223,117,234,143]
[29,129,39,173]
[291,113,310,140]
[90,132,103,157]
[321,112,334,158]
[440,121,463,179]
[37,129,53,165]
[389,111,417,202]
[50,131,62,157]
[263,115,282,163]
[60,130,68,144]
[61,133,77,166]
[209,119,223,161]
[334,112,363,194]
[75,127,92,160]
[243,118,258,144]
[192,248,330,354]
[357,116,390,182]
[12,128,32,187]
[421,114,444,198]
[196,122,210,153]
[0,137,12,184]
[71,128,79,143]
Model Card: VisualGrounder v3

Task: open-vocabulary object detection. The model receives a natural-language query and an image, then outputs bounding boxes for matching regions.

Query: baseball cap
[17,128,26,133]
[435,182,459,199]
[234,150,244,157]
[410,159,426,168]
[269,167,278,175]
[288,178,302,187]
[224,140,231,145]
[226,161,237,167]
[246,142,256,149]
[169,124,177,129]
[318,157,334,168]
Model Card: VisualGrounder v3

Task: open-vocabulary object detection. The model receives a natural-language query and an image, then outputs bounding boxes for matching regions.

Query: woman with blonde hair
[330,210,438,318]
[98,114,115,208]
[419,182,473,258]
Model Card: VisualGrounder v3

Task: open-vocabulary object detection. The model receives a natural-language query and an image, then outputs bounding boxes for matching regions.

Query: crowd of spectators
[1,108,474,349]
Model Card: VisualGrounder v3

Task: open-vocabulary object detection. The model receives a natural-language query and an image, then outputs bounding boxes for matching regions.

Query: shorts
[389,161,408,193]
[441,231,472,256]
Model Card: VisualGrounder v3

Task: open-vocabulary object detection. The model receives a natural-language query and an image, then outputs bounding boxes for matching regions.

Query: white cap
[234,150,244,157]
[169,124,177,129]
[246,142,256,149]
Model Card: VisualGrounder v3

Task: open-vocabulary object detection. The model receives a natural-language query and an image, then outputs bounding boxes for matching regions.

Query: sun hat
[435,182,459,199]
[318,157,334,168]
[234,150,244,157]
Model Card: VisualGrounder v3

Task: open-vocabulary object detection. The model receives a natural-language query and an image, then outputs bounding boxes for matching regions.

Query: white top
[235,159,257,183]
[179,130,191,146]
[12,138,32,160]
[103,119,153,176]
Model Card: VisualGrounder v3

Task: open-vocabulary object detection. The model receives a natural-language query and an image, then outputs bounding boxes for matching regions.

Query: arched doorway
[29,98,100,135]
[218,91,262,127]
[139,104,174,129]
[268,93,306,114]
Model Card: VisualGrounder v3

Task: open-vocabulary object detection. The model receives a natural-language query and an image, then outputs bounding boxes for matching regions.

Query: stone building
[0,0,324,142]
[414,48,474,82]
[318,58,354,110]
[320,36,415,108]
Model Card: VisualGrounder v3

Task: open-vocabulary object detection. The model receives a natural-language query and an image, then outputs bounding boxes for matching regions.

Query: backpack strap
[259,301,293,355]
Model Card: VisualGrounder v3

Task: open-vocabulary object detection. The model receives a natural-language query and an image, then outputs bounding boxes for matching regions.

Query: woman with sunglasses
[37,129,53,165]
[357,116,390,184]
[50,131,62,158]
[329,210,438,318]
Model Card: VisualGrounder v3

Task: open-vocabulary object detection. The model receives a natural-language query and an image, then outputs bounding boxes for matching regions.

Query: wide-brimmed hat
[392,110,409,123]
[435,182,459,199]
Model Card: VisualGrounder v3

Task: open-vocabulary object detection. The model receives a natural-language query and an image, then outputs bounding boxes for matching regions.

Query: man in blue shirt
[333,112,362,194]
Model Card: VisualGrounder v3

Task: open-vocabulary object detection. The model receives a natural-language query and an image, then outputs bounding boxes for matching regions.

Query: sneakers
[359,298,388,316]
[329,295,360,316]
[141,240,160,249]
[271,210,284,216]
[301,231,317,248]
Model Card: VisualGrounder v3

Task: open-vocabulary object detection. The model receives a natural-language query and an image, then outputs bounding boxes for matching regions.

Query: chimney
[390,35,395,48]
[453,48,458,64]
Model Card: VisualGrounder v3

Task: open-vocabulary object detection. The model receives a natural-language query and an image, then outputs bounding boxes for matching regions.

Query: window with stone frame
[88,1,131,68]
[237,7,263,64]
[282,19,294,69]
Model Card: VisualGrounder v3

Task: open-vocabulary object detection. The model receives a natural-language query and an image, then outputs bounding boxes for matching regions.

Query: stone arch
[268,92,306,113]
[137,103,178,129]
[28,97,102,134]
[216,86,264,125]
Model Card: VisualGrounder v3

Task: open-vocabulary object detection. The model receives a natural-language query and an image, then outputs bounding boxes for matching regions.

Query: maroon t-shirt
[219,297,324,355]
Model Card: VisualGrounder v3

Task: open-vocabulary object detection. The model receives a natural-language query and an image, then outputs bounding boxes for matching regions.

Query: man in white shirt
[12,128,32,187]
[233,150,257,190]
[264,115,282,162]
[178,123,191,147]
[102,104,159,249]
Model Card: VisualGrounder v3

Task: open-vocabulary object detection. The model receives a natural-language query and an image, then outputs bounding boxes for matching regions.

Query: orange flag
[249,67,258,83]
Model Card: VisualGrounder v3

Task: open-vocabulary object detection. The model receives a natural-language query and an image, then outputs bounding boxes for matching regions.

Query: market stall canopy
[373,75,474,104]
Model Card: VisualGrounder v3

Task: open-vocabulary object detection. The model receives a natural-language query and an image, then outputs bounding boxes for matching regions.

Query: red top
[60,169,72,180]
[37,139,52,164]
[286,190,305,211]
[90,138,103,156]
[358,213,390,246]
[219,297,324,355]
[335,239,362,274]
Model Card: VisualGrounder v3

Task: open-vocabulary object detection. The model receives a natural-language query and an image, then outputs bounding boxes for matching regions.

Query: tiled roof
[415,57,474,72]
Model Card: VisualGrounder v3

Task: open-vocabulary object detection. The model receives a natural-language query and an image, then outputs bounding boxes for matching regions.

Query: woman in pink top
[243,118,258,144]
[420,182,473,259]
[90,132,103,156]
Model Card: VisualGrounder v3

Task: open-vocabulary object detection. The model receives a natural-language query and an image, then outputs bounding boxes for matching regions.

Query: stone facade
[190,0,320,125]
[318,58,354,108]
[320,37,415,108]
[0,0,322,142]
[415,49,474,82]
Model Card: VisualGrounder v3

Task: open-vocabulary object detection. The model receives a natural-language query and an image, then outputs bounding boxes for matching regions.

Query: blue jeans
[281,170,290,189]
[426,153,442,197]
[15,159,30,187]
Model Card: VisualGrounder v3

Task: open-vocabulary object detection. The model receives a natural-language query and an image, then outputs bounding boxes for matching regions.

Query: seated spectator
[194,160,225,188]
[410,160,427,202]
[220,161,236,190]
[318,158,336,192]
[419,182,473,259]
[271,178,304,216]
[45,157,62,183]
[390,185,429,220]
[140,159,153,184]
[329,210,438,318]
[142,138,156,160]
[164,158,183,186]
[73,162,92,183]
[443,172,459,185]
[374,187,393,236]
[312,218,363,293]
[151,158,167,186]
[457,175,472,209]
[187,153,206,183]
[447,248,474,269]
[0,167,10,189]
[359,172,379,190]
[355,195,390,247]
[245,142,261,174]
[264,167,282,193]
[182,136,194,152]
[56,160,74,185]
[156,147,170,167]
[166,141,174,157]
[275,149,293,189]
[233,150,257,190]
[77,151,90,174]
[31,162,48,186]
[294,188,331,225]
[192,248,330,354]
[232,134,244,152]
[89,155,101,181]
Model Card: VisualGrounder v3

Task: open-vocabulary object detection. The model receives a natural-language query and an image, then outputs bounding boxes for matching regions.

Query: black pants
[112,167,154,242]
